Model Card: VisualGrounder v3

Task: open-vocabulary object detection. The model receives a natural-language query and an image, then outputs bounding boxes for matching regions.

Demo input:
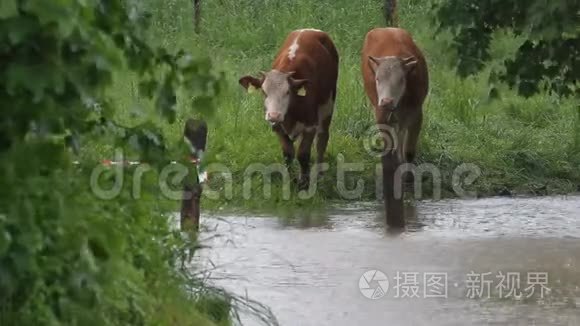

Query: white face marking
[299,28,322,32]
[374,56,407,108]
[261,70,293,122]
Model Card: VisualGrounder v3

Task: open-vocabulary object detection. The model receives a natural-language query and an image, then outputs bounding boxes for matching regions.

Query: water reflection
[191,195,580,326]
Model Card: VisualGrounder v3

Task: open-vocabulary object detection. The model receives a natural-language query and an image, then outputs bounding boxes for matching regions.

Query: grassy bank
[112,0,580,211]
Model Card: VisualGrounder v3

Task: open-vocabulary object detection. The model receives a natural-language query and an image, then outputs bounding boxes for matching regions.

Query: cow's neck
[278,116,297,137]
[274,97,316,140]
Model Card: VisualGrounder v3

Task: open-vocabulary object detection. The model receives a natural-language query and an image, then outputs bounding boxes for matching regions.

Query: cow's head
[239,70,308,125]
[368,55,417,111]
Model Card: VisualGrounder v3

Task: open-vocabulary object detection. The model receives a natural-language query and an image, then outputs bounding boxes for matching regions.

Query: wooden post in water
[193,0,202,34]
[180,118,208,231]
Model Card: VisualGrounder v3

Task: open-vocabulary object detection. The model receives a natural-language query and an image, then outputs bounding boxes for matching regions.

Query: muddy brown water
[189,195,580,326]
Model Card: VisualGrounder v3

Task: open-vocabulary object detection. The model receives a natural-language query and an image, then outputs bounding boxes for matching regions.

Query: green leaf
[91,31,124,71]
[0,230,11,256]
[0,0,18,19]
[138,79,158,98]
[23,0,70,25]
[5,64,65,102]
[155,79,177,124]
[5,16,39,45]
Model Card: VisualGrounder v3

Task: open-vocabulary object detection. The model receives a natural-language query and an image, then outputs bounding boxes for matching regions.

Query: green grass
[109,0,580,212]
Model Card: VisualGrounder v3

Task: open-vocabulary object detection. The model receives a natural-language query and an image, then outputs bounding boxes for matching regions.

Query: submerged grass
[109,0,579,212]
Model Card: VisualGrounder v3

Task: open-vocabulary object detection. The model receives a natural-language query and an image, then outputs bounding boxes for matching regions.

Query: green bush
[431,0,579,97]
[0,0,230,325]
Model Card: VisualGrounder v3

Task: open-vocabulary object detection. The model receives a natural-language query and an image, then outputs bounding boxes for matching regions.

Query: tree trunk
[193,0,201,34]
[383,0,398,27]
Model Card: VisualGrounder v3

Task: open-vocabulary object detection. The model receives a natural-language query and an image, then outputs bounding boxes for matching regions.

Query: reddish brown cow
[361,27,429,226]
[239,29,339,188]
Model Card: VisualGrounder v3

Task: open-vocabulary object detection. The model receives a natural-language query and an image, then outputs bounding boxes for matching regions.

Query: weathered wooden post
[193,0,201,34]
[180,118,208,231]
[383,0,398,27]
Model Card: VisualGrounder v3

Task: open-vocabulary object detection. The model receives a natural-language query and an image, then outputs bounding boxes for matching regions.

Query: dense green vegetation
[132,0,580,211]
[432,0,579,97]
[0,0,248,325]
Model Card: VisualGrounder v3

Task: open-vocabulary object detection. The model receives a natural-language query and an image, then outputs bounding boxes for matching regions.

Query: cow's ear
[368,56,381,74]
[290,78,308,97]
[402,56,418,74]
[239,75,263,94]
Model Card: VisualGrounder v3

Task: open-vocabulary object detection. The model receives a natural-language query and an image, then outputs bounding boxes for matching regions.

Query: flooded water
[191,195,580,326]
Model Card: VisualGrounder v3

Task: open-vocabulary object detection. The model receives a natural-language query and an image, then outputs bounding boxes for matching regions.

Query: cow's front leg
[273,125,295,168]
[316,116,332,177]
[402,112,422,164]
[297,130,316,190]
[399,110,422,189]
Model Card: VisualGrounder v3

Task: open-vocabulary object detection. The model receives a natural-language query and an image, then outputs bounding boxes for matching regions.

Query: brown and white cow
[361,27,429,226]
[239,29,339,188]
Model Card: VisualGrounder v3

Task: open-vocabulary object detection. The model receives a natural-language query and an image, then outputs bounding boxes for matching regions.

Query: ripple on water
[187,195,580,326]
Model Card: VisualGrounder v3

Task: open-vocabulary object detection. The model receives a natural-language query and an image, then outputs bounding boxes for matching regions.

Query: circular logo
[362,124,398,158]
[359,269,389,299]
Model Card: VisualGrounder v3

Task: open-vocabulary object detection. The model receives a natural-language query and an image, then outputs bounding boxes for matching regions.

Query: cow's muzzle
[266,111,283,124]
[379,97,396,111]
